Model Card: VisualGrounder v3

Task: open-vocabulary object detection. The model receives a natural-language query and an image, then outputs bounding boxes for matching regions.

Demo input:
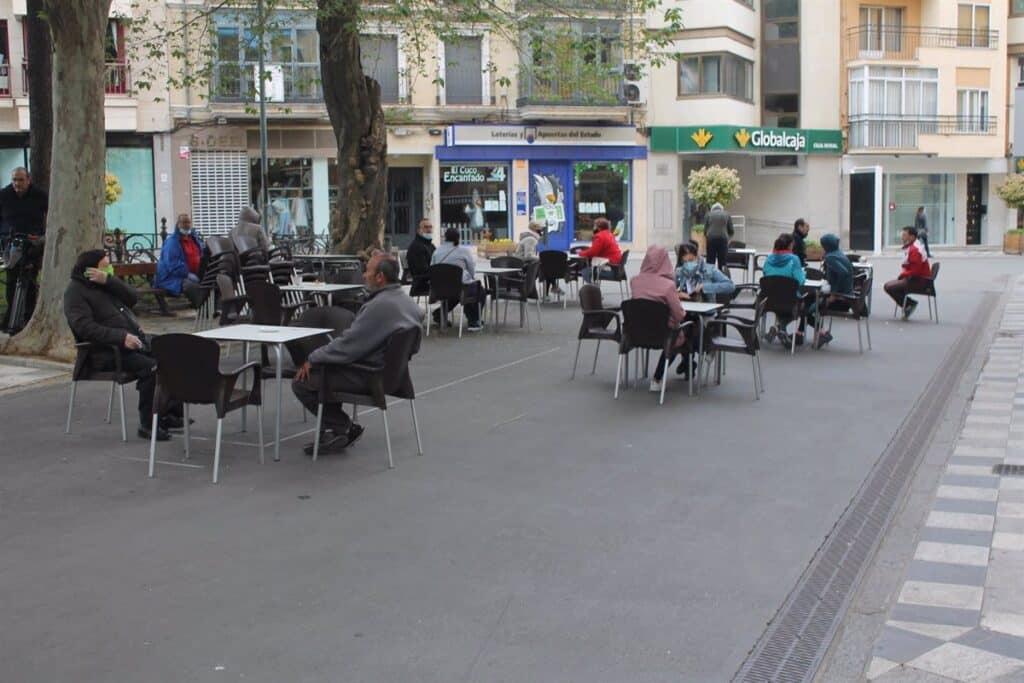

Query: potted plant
[804,239,824,261]
[687,165,741,215]
[690,224,706,252]
[996,175,1024,254]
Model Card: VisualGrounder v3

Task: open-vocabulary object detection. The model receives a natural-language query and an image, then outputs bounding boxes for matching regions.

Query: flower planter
[479,244,513,259]
[690,232,706,253]
[805,245,824,261]
[1004,232,1024,255]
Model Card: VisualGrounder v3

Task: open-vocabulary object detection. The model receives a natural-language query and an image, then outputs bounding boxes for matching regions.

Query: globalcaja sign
[649,126,843,155]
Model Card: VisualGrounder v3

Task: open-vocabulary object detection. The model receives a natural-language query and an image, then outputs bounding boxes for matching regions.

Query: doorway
[529,160,573,251]
[850,172,877,251]
[966,174,983,246]
[387,167,423,249]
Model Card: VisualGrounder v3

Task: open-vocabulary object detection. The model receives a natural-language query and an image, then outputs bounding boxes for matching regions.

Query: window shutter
[190,151,250,236]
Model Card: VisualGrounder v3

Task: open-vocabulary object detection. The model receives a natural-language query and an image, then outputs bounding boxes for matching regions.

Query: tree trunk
[26,0,53,193]
[317,0,387,256]
[4,1,111,360]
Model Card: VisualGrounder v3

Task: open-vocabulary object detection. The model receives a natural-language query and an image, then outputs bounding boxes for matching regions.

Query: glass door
[529,160,573,252]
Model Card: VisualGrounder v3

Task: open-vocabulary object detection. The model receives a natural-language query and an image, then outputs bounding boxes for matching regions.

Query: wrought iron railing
[846,25,999,61]
[0,64,11,97]
[211,62,323,103]
[847,114,998,149]
[516,0,623,12]
[22,61,130,96]
[517,68,625,106]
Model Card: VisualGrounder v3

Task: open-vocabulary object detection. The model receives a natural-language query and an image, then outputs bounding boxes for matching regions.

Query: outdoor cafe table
[193,324,333,462]
[476,265,523,329]
[729,248,757,283]
[281,282,363,306]
[683,301,723,395]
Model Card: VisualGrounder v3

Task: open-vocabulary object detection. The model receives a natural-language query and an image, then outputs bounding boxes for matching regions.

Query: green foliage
[997,175,1024,210]
[686,165,742,210]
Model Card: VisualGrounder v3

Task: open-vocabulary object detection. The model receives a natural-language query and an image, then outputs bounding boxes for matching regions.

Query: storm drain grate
[993,464,1024,477]
[733,293,998,683]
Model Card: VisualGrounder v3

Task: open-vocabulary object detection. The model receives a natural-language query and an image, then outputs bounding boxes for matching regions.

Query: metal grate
[189,150,250,236]
[994,464,1024,477]
[733,293,998,683]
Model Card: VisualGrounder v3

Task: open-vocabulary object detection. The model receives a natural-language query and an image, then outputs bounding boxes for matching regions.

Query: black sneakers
[303,424,366,456]
[138,425,171,441]
[903,299,919,320]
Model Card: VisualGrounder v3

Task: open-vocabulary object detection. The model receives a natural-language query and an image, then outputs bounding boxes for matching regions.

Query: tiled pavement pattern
[867,283,1024,682]
[0,358,65,392]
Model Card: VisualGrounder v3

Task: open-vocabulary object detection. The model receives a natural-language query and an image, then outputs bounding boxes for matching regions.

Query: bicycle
[3,232,44,335]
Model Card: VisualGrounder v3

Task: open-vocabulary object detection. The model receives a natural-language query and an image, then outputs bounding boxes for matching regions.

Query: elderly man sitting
[292,253,423,455]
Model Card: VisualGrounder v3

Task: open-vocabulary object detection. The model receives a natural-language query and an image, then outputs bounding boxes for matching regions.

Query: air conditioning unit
[254,64,285,103]
[622,61,645,105]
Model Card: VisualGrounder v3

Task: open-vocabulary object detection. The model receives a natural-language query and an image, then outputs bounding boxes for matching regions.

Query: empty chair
[246,280,308,327]
[216,273,248,326]
[539,250,579,308]
[615,298,693,405]
[702,300,765,400]
[148,334,263,484]
[65,340,146,442]
[571,284,621,379]
[726,240,750,277]
[757,275,806,355]
[310,326,423,468]
[235,233,268,267]
[494,259,542,331]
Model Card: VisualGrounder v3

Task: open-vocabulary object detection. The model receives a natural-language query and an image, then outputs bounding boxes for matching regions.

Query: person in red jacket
[884,225,931,319]
[579,217,623,283]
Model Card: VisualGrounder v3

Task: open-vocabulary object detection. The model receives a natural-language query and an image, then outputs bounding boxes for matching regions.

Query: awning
[650,126,843,155]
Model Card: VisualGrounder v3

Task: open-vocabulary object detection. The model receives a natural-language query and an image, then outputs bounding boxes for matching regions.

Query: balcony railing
[0,64,10,97]
[21,61,131,96]
[848,114,998,149]
[517,69,625,107]
[846,25,999,61]
[516,0,623,12]
[211,62,323,103]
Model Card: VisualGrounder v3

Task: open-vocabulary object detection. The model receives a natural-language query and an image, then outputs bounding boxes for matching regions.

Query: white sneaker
[467,324,483,332]
[649,379,662,392]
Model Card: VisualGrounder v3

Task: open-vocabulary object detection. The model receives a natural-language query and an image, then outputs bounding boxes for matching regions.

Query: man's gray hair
[11,167,28,178]
[377,255,400,284]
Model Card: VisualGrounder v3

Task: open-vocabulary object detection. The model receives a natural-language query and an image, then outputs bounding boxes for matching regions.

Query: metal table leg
[241,341,249,432]
[274,343,283,462]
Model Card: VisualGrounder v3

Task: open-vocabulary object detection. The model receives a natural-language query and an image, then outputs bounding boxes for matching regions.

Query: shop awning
[650,126,843,156]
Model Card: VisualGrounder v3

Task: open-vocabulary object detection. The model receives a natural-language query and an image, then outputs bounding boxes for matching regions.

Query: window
[763,0,800,166]
[439,164,510,240]
[885,174,953,245]
[251,158,313,237]
[105,19,128,95]
[521,20,623,105]
[677,53,752,101]
[859,6,904,55]
[443,36,484,105]
[957,89,990,131]
[958,3,991,47]
[573,162,631,242]
[848,66,939,148]
[1014,0,1024,16]
[360,35,400,103]
[214,14,321,102]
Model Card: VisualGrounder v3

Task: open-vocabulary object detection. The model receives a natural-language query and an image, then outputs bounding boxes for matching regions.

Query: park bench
[112,262,173,317]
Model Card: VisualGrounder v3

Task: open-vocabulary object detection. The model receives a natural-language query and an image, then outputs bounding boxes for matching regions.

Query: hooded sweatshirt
[762,250,806,286]
[821,233,853,295]
[630,246,686,344]
[230,206,270,252]
[513,230,540,262]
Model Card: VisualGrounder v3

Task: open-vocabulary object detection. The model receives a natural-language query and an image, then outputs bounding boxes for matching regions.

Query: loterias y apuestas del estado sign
[649,126,843,155]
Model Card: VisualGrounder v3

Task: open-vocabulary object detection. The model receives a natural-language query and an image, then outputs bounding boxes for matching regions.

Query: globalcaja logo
[750,129,806,152]
[690,128,713,149]
[734,129,751,148]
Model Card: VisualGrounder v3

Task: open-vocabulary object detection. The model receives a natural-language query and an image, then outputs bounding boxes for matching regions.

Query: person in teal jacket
[762,233,808,345]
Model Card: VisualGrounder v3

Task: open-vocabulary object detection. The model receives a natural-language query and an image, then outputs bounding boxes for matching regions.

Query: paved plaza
[3,254,1024,682]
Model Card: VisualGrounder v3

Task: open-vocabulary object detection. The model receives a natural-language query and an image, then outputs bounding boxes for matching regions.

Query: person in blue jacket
[675,242,736,301]
[155,214,206,308]
[810,233,855,348]
[762,233,808,345]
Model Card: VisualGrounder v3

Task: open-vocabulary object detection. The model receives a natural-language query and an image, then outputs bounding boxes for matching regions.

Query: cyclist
[1,167,48,332]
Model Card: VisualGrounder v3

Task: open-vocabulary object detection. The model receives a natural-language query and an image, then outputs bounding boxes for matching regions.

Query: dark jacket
[64,274,145,348]
[0,183,48,238]
[406,233,435,278]
[309,284,423,367]
[792,230,808,266]
[704,206,734,240]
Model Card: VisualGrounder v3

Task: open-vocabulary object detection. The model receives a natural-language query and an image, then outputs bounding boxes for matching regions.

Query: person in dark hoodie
[809,233,854,348]
[792,218,810,266]
[292,252,424,455]
[63,249,183,441]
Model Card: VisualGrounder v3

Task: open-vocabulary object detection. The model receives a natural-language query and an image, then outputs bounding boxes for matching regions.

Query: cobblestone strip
[867,282,1024,682]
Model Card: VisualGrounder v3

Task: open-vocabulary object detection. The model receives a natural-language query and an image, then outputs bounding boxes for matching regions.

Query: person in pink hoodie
[629,245,688,392]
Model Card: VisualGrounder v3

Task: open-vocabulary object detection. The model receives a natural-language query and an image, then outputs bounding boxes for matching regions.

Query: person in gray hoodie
[230,206,270,253]
[292,253,424,454]
[704,202,734,273]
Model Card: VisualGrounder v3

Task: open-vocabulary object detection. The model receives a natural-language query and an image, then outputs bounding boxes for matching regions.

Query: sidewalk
[0,354,68,393]
[866,277,1024,682]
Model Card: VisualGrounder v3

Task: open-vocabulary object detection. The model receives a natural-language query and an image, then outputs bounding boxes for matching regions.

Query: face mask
[682,261,699,274]
[103,264,115,277]
[179,227,192,235]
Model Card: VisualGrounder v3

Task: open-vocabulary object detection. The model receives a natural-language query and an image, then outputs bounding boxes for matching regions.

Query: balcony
[211,63,323,104]
[21,61,132,96]
[516,0,622,12]
[517,69,625,108]
[0,64,10,97]
[846,26,999,61]
[848,114,997,150]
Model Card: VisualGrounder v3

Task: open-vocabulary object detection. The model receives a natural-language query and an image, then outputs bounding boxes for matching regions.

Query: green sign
[650,126,844,155]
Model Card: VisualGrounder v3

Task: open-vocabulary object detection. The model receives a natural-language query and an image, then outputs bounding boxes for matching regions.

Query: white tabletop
[281,283,363,292]
[194,324,333,344]
[802,279,824,289]
[684,302,724,314]
[292,253,361,261]
[853,262,873,268]
[477,266,522,275]
[729,248,757,255]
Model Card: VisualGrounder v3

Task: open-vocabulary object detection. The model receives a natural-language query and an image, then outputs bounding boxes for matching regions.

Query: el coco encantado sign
[649,126,843,155]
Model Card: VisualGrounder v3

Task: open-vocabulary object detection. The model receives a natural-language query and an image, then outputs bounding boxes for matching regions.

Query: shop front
[437,124,647,252]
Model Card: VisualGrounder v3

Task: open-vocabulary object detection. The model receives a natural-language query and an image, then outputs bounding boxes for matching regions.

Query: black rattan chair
[539,250,578,308]
[426,263,467,337]
[823,272,873,352]
[148,334,263,484]
[898,262,940,323]
[615,298,693,405]
[494,259,542,331]
[310,326,423,468]
[65,341,146,442]
[702,300,765,400]
[571,284,620,379]
[757,276,806,355]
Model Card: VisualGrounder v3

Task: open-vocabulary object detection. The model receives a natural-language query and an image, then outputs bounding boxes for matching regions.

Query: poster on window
[532,173,566,234]
[439,164,511,240]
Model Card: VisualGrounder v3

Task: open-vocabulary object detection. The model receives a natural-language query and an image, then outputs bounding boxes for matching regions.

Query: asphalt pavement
[2,253,1022,682]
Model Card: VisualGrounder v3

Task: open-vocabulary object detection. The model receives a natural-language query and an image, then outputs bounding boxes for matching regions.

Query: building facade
[0,0,174,241]
[165,1,649,253]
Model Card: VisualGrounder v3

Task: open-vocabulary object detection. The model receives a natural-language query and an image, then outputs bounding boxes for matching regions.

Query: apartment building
[646,0,845,250]
[0,0,174,238]
[840,0,1012,250]
[168,1,649,252]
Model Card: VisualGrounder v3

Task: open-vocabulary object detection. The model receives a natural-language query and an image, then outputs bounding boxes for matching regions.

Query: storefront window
[573,162,630,241]
[251,157,314,237]
[884,173,953,246]
[438,164,511,241]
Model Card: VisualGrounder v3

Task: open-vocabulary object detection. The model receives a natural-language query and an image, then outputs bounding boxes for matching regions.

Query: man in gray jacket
[292,252,424,454]
[704,202,734,273]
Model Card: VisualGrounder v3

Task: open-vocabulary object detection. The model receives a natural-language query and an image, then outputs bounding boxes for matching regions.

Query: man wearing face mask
[155,213,206,308]
[64,250,184,441]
